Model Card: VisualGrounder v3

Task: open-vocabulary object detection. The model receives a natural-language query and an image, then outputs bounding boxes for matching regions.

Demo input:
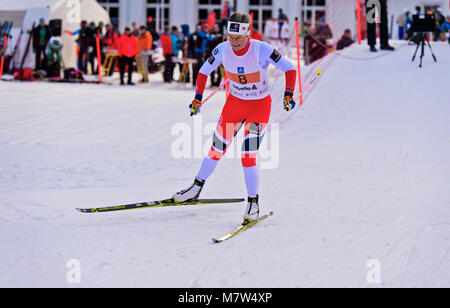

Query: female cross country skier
[173,12,297,223]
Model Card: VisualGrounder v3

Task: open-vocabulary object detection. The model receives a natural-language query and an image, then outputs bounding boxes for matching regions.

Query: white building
[97,0,450,41]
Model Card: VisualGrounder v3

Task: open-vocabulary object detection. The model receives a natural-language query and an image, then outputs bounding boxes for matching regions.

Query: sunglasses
[227,34,246,41]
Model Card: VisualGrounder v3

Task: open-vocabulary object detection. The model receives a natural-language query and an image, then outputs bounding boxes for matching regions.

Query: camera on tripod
[411,14,436,32]
[410,14,435,43]
[409,14,437,68]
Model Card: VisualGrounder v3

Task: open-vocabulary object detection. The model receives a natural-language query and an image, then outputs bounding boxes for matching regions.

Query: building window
[97,0,119,26]
[198,0,224,26]
[147,0,170,33]
[302,0,327,28]
[249,0,273,33]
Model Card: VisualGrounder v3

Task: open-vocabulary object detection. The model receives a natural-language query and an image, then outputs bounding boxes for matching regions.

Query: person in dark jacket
[86,22,98,74]
[33,18,51,70]
[336,29,354,50]
[304,25,325,64]
[95,22,105,67]
[433,8,445,41]
[189,24,214,87]
[207,24,223,87]
[315,17,333,41]
[74,20,89,74]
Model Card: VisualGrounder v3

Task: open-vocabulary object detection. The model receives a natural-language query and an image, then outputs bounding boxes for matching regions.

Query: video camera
[409,14,436,44]
[410,14,436,33]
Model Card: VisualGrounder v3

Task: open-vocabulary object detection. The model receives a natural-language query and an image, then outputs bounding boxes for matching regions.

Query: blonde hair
[229,12,251,24]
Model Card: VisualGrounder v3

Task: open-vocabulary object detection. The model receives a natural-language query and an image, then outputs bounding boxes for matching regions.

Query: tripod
[411,33,437,68]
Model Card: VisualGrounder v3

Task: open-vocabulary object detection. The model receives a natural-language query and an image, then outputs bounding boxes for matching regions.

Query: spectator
[145,23,159,74]
[304,26,324,64]
[207,24,224,87]
[181,24,190,41]
[221,0,231,34]
[336,29,354,50]
[315,17,333,41]
[137,25,153,83]
[170,26,182,57]
[45,37,63,77]
[66,20,90,74]
[96,22,105,64]
[131,22,140,37]
[207,10,216,31]
[87,22,97,74]
[396,9,412,40]
[179,25,191,83]
[169,26,182,82]
[147,21,160,49]
[189,24,213,87]
[415,6,421,15]
[160,27,174,83]
[251,24,263,41]
[103,24,115,50]
[118,26,138,85]
[103,24,120,76]
[278,8,288,38]
[365,0,394,52]
[278,8,288,20]
[304,25,315,65]
[301,22,310,38]
[33,18,51,70]
[206,24,222,56]
[305,19,331,63]
[179,37,191,83]
[441,15,450,43]
[433,8,445,41]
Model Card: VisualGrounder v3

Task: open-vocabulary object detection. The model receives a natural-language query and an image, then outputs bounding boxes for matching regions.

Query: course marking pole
[0,35,8,80]
[295,17,304,106]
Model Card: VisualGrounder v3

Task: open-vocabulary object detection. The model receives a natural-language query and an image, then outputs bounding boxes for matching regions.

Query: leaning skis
[76,198,245,213]
[212,212,274,243]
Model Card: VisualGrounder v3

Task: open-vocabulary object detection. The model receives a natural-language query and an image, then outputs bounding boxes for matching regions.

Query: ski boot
[173,177,205,202]
[243,195,260,224]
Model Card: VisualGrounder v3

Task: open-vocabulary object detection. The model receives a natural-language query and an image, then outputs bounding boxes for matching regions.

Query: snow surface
[0,41,449,287]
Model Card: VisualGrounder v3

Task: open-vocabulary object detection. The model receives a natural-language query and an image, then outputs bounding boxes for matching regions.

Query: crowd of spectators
[397,6,450,43]
[4,2,449,84]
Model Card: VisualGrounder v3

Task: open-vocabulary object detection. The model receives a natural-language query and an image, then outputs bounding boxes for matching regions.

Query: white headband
[227,21,250,36]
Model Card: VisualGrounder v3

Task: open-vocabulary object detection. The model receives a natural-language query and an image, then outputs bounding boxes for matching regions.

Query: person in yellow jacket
[137,26,153,83]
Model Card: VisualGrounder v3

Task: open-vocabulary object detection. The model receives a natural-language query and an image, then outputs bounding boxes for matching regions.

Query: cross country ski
[76,198,245,213]
[212,212,274,243]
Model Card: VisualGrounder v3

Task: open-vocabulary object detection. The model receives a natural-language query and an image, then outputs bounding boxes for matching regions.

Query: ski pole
[0,35,7,80]
[295,17,304,106]
[294,69,322,101]
[201,78,230,106]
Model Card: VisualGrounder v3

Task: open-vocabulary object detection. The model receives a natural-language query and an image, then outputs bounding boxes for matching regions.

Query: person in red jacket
[251,24,264,41]
[118,26,138,85]
[160,28,174,83]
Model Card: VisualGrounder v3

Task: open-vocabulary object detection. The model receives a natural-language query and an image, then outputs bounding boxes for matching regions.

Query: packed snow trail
[0,41,449,287]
